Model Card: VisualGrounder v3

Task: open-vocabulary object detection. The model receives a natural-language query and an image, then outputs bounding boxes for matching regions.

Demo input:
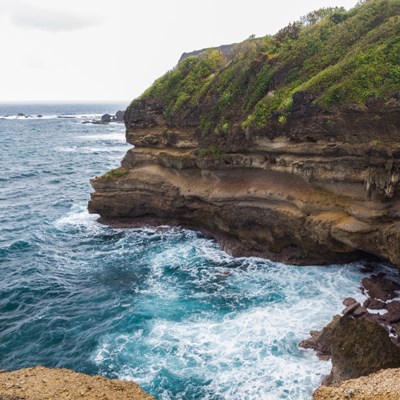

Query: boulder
[363,297,387,310]
[299,315,340,359]
[323,316,400,385]
[101,113,112,123]
[362,274,400,301]
[114,110,125,122]
[384,301,400,324]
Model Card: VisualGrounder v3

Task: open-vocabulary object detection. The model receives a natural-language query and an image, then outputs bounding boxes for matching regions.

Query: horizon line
[0,100,131,104]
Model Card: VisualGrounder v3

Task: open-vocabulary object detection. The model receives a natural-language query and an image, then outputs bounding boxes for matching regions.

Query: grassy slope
[137,0,400,134]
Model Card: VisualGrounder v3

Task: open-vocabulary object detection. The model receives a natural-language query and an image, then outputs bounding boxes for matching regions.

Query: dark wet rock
[17,113,25,117]
[101,114,112,123]
[362,312,388,326]
[343,301,361,316]
[363,297,387,310]
[384,301,400,324]
[360,263,375,273]
[37,115,43,118]
[323,316,400,385]
[362,275,400,301]
[353,305,367,317]
[343,297,357,307]
[299,315,340,359]
[114,110,125,122]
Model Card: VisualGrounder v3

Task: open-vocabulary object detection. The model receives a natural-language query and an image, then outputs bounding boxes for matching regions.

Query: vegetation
[102,168,129,180]
[198,146,225,158]
[137,0,400,133]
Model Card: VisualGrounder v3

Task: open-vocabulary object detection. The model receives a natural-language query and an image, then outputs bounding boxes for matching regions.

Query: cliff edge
[0,366,154,400]
[89,0,400,266]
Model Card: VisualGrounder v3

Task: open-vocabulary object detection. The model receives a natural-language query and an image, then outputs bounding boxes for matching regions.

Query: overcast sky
[0,0,358,102]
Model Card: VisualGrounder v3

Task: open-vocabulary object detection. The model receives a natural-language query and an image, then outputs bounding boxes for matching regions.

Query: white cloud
[0,0,359,101]
[4,1,103,32]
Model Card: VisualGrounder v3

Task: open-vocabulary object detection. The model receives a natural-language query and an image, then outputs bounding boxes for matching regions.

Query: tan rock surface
[0,366,154,400]
[313,368,400,400]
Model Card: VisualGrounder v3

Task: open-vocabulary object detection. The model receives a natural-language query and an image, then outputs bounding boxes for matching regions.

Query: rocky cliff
[89,0,400,267]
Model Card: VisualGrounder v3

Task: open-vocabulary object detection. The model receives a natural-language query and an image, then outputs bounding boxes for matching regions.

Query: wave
[53,204,103,234]
[0,113,103,120]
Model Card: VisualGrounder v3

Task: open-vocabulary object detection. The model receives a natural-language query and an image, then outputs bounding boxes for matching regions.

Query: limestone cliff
[89,0,400,266]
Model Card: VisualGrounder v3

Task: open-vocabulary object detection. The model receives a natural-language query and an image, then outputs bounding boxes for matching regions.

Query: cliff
[89,0,400,266]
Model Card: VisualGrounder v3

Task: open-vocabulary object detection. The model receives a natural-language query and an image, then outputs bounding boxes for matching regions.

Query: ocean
[0,102,381,399]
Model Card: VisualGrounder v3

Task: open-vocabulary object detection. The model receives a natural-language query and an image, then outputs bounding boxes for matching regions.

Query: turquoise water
[0,103,371,399]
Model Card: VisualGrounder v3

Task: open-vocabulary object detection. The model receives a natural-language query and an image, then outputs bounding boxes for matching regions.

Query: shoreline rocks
[302,268,400,394]
[82,110,125,125]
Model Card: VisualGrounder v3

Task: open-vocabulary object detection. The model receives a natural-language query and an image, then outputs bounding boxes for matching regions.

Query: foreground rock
[326,316,400,385]
[301,315,400,385]
[0,366,154,400]
[313,368,400,400]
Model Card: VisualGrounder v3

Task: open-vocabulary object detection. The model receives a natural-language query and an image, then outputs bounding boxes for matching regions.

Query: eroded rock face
[325,316,400,385]
[89,95,400,266]
[302,315,400,386]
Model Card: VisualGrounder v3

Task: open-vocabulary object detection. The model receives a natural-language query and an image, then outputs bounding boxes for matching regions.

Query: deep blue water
[0,103,387,399]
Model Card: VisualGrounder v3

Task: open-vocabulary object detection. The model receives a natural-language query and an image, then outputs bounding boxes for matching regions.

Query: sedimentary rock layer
[89,95,400,266]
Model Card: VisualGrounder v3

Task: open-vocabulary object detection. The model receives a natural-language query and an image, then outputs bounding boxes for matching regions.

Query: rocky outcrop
[179,43,236,63]
[301,315,400,385]
[327,316,400,385]
[89,93,400,266]
[313,368,400,400]
[0,366,153,400]
[82,111,125,125]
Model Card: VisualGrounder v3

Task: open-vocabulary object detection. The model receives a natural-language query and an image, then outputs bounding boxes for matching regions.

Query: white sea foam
[1,114,59,120]
[77,133,126,142]
[54,146,125,154]
[92,236,368,399]
[54,204,101,233]
[0,113,104,120]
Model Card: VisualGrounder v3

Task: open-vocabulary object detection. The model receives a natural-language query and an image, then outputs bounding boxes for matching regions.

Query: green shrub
[199,146,225,158]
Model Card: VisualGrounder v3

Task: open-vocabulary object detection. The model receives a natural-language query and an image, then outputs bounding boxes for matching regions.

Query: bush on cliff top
[135,0,400,132]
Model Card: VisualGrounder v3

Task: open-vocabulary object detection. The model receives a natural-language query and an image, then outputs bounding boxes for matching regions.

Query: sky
[0,0,358,102]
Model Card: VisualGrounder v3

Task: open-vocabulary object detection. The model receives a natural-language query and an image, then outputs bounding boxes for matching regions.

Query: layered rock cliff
[89,0,400,266]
